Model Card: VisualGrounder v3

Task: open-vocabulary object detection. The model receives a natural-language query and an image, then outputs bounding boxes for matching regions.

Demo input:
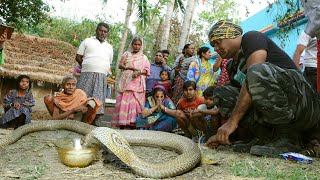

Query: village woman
[43,75,102,124]
[171,44,196,104]
[0,75,35,129]
[136,85,177,132]
[186,46,219,96]
[112,37,150,129]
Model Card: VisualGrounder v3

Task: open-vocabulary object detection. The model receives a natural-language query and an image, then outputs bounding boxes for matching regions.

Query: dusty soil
[0,127,319,180]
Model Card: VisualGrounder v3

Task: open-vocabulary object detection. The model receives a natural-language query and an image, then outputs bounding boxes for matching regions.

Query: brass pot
[55,139,99,168]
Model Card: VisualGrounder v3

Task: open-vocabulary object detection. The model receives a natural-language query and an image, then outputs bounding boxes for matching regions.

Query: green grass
[16,154,48,180]
[228,157,320,180]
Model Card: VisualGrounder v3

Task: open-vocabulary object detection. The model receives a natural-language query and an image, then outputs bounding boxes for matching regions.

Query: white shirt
[297,31,317,68]
[77,36,113,75]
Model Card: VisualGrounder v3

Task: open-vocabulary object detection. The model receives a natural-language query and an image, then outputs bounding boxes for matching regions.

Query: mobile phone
[0,25,14,39]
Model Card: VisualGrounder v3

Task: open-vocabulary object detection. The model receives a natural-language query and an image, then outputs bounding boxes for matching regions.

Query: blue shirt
[146,63,171,93]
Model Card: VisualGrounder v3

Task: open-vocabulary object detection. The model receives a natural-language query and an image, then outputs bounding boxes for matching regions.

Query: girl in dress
[1,75,35,129]
[153,70,172,97]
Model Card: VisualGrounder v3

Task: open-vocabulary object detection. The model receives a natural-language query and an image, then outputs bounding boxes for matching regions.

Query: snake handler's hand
[205,120,238,149]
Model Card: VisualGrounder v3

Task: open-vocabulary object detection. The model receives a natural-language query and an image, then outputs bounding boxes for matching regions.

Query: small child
[175,80,205,138]
[153,69,172,97]
[0,75,35,129]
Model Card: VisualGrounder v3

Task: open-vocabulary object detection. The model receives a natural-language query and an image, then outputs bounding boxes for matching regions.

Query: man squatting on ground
[205,20,320,157]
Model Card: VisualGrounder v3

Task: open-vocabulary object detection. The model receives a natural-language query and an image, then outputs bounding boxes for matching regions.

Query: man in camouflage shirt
[205,20,320,157]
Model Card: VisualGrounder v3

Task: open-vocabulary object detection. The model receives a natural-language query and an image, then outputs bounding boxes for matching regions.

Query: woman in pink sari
[112,37,150,129]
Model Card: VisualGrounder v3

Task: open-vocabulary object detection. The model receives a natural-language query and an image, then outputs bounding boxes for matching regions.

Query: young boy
[190,86,222,141]
[175,81,205,138]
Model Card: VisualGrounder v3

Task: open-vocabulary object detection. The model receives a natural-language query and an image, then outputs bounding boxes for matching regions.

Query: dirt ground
[0,126,319,180]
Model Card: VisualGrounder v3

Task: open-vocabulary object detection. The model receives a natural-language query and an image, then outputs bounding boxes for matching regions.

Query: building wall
[203,1,307,60]
[238,1,306,58]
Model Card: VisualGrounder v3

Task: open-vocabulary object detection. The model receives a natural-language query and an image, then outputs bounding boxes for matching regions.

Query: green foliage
[21,17,127,67]
[229,158,319,179]
[0,0,50,30]
[266,0,302,47]
[132,0,186,62]
[192,0,240,43]
[174,0,185,14]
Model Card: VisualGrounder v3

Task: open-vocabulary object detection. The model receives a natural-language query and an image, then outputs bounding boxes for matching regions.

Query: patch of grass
[16,155,48,180]
[228,157,319,180]
[22,163,47,180]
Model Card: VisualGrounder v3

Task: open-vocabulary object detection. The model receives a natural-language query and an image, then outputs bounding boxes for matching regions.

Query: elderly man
[205,20,320,157]
[76,22,113,122]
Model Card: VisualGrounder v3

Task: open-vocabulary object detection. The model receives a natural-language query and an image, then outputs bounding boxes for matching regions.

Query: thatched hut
[0,33,76,118]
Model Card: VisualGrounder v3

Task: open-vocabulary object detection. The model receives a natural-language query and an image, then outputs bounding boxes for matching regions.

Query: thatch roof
[0,33,76,84]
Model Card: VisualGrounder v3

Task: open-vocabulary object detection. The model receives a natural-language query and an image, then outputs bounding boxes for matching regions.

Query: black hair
[96,22,109,32]
[183,80,196,90]
[156,50,164,56]
[197,47,210,58]
[160,69,170,78]
[162,50,170,55]
[202,85,217,98]
[151,86,167,97]
[182,44,191,54]
[16,74,32,90]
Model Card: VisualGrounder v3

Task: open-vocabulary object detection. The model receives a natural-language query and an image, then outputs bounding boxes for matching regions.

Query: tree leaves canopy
[0,0,50,30]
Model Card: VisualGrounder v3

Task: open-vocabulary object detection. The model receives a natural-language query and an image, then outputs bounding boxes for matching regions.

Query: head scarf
[208,20,243,42]
[126,37,144,55]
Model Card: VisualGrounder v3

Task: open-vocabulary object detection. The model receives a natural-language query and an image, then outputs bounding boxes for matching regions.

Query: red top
[217,59,230,86]
[177,96,205,110]
[153,80,172,94]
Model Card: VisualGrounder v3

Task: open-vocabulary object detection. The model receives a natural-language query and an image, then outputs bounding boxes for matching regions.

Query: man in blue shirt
[146,51,171,97]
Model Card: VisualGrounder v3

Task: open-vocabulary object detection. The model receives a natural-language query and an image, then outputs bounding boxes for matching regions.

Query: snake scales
[0,120,201,178]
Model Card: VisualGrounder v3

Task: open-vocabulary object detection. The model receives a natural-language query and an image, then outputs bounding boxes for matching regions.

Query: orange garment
[177,96,205,110]
[54,89,102,124]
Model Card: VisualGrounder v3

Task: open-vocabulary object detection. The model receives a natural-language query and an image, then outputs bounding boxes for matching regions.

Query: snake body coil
[0,120,201,178]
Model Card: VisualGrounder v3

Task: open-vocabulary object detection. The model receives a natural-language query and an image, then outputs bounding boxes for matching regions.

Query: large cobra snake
[0,120,201,178]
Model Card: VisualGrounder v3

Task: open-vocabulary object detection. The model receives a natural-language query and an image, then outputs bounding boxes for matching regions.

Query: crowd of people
[1,5,320,159]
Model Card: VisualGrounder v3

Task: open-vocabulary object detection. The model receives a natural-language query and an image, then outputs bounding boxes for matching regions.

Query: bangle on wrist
[164,107,167,113]
[149,109,153,114]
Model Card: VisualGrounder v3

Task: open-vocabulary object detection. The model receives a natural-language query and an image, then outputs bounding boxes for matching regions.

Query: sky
[46,0,274,23]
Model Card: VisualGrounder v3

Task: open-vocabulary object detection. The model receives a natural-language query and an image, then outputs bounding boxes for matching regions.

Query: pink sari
[112,38,150,127]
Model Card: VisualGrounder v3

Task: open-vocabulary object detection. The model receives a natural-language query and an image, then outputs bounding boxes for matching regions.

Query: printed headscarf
[208,20,243,42]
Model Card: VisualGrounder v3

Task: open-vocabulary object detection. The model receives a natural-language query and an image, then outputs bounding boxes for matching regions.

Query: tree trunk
[114,0,133,97]
[160,0,175,50]
[177,0,197,53]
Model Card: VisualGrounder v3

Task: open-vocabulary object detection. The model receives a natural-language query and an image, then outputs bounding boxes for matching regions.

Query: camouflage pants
[213,63,320,140]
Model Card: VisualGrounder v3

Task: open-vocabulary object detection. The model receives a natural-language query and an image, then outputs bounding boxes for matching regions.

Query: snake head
[82,133,99,147]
